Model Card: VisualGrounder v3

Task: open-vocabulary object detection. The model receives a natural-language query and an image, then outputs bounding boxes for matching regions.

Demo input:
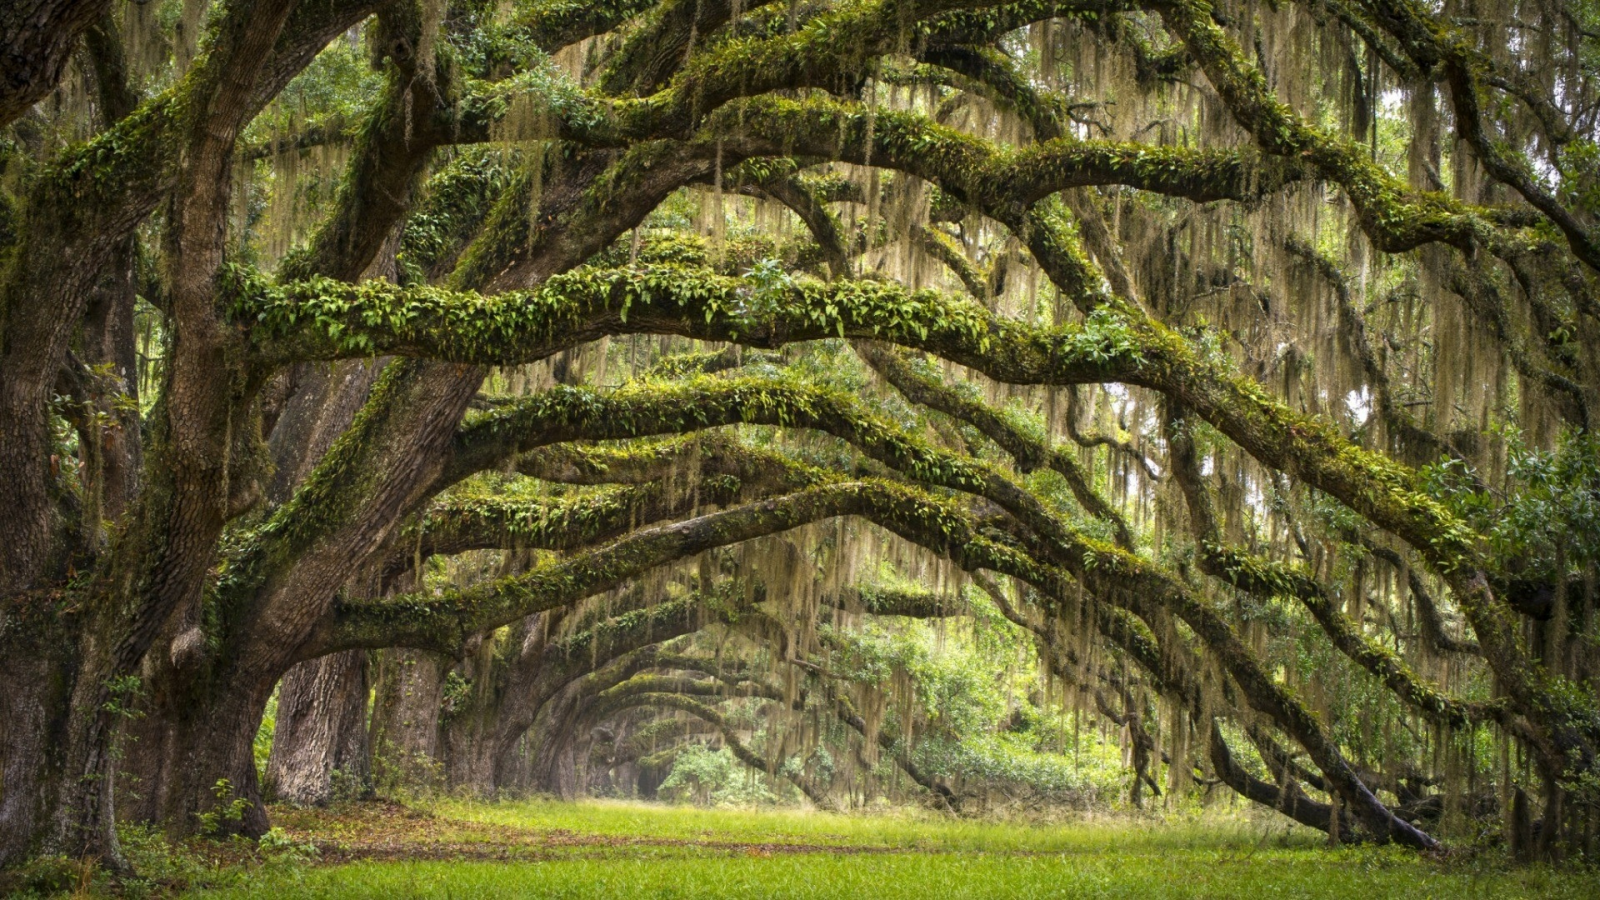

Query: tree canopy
[2,0,1600,873]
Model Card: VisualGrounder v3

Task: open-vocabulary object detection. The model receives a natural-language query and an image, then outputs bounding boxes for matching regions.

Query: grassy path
[179,800,1597,899]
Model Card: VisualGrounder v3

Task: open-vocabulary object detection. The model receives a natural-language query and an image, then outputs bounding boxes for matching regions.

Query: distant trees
[3,0,1599,872]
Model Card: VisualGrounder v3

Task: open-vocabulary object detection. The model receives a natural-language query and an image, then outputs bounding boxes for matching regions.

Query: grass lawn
[169,799,1600,899]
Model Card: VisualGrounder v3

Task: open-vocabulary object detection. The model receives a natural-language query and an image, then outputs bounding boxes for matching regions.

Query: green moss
[395,150,518,286]
[231,261,1004,365]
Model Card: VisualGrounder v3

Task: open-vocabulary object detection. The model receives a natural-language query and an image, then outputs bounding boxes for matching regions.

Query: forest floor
[36,798,1600,898]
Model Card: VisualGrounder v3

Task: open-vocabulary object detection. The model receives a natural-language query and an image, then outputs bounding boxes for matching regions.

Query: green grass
[431,796,1167,851]
[180,800,1597,899]
[192,853,1592,900]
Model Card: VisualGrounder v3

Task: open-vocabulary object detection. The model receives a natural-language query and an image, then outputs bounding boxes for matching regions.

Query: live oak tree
[3,0,1600,873]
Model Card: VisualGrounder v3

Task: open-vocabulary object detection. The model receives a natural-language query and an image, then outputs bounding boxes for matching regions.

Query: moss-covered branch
[1208,721,1361,839]
[855,341,1135,549]
[236,251,1548,770]
[598,0,782,97]
[393,436,818,573]
[697,90,1579,654]
[232,262,1135,382]
[588,688,830,804]
[443,371,1438,843]
[309,480,987,656]
[507,0,660,55]
[400,481,733,559]
[513,433,818,491]
[238,257,1541,776]
[1165,408,1500,731]
[1145,0,1524,254]
[827,585,971,619]
[1351,0,1600,272]
[717,96,1309,216]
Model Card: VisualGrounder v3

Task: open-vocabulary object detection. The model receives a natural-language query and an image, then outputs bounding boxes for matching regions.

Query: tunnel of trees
[2,0,1599,874]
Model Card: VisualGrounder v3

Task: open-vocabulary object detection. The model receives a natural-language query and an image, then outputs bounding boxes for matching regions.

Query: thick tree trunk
[117,649,182,828]
[481,615,561,791]
[2,0,411,868]
[0,629,75,867]
[115,615,284,839]
[266,360,384,503]
[112,627,278,838]
[265,650,371,805]
[1510,786,1534,863]
[548,738,582,801]
[440,658,501,795]
[442,720,498,795]
[46,641,135,864]
[42,0,302,862]
[150,361,478,829]
[77,237,143,535]
[528,684,590,798]
[160,681,276,839]
[114,361,475,837]
[496,731,536,795]
[369,649,448,791]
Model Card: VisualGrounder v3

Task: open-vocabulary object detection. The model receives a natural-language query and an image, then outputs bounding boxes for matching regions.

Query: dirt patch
[270,801,910,864]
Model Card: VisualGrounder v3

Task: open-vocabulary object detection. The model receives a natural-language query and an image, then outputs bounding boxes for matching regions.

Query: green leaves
[1421,428,1600,580]
[230,261,1021,368]
[1062,309,1141,366]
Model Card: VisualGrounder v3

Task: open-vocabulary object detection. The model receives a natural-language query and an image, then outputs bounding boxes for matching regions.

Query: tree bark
[440,649,501,795]
[265,651,372,805]
[77,237,143,528]
[155,680,277,839]
[0,627,75,867]
[0,0,114,128]
[266,361,385,504]
[369,649,448,791]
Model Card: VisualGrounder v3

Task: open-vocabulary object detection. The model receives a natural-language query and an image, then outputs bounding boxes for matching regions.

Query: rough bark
[267,362,387,504]
[369,649,449,790]
[46,0,303,859]
[154,361,478,837]
[0,0,378,599]
[0,622,75,866]
[0,0,112,128]
[265,650,372,806]
[76,237,144,529]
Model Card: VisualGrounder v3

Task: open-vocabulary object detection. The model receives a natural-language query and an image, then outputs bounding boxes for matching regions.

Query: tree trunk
[497,731,536,795]
[369,649,448,792]
[163,685,275,839]
[549,738,582,801]
[117,663,182,827]
[113,606,292,840]
[0,629,75,867]
[528,683,592,799]
[266,360,383,504]
[0,0,114,128]
[77,236,144,534]
[440,670,500,795]
[265,650,371,805]
[1510,786,1534,863]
